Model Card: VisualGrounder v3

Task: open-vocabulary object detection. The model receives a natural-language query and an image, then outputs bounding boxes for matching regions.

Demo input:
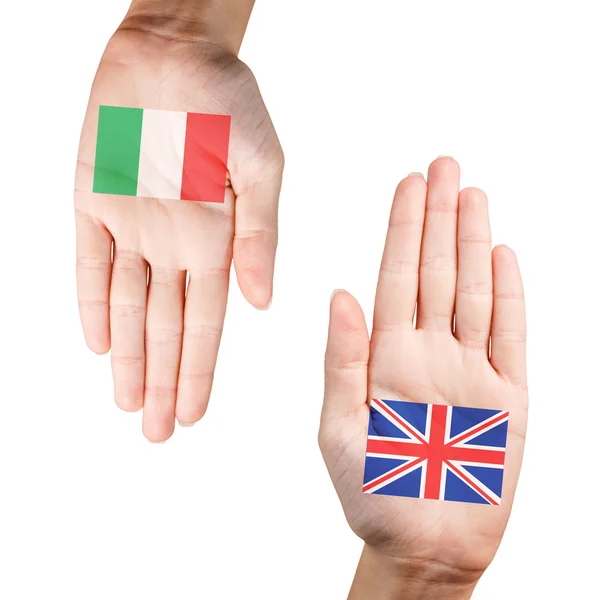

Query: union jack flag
[363,399,509,505]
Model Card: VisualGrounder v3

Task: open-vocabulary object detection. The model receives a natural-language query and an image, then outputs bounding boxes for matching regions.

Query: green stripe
[93,106,144,196]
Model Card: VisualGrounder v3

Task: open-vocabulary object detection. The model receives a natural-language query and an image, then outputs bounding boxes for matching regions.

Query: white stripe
[420,460,428,497]
[444,406,453,444]
[137,109,187,200]
[425,403,432,441]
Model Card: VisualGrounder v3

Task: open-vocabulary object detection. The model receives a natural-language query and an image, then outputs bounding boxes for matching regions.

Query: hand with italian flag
[74,0,283,441]
[319,158,528,599]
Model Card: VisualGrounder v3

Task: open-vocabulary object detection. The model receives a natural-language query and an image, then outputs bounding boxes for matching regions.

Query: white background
[1,1,598,598]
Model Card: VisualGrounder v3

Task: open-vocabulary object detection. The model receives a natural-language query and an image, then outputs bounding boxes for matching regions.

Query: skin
[74,0,283,442]
[319,158,528,599]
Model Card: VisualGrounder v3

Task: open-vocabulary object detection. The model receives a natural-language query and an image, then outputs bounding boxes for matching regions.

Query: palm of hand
[75,30,283,441]
[320,159,527,578]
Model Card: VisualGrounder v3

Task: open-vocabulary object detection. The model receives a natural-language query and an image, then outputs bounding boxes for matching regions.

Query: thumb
[322,290,370,423]
[233,167,283,310]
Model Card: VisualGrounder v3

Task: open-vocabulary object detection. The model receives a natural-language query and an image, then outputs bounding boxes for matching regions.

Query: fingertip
[176,399,208,428]
[256,295,273,311]
[429,155,461,177]
[492,245,521,274]
[459,187,488,208]
[117,402,143,414]
[114,388,144,413]
[432,155,460,167]
[143,426,174,445]
[242,283,273,310]
[329,289,367,336]
[330,288,354,314]
[175,401,209,428]
[330,288,347,304]
[396,172,427,194]
[84,331,110,355]
[90,345,110,356]
[233,244,275,310]
[493,244,517,260]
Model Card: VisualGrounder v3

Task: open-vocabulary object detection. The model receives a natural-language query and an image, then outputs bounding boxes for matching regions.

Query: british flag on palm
[363,399,509,505]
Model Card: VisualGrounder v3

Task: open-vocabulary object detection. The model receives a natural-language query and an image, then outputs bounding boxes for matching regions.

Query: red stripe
[181,113,231,203]
[444,460,499,505]
[371,399,427,444]
[363,457,425,493]
[423,405,447,499]
[446,411,509,447]
[444,446,505,465]
[366,438,427,458]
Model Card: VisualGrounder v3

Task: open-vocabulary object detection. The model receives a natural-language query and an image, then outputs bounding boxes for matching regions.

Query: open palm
[75,28,283,441]
[319,158,527,581]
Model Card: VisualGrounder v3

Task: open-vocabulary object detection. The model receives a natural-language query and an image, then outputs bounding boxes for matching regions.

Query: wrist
[349,545,479,600]
[122,0,255,55]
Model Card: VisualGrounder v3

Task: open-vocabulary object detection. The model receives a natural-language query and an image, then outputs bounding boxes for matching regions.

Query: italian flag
[93,105,231,203]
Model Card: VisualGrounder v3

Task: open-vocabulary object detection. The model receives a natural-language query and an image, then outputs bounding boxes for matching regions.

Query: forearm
[123,0,256,55]
[349,545,478,600]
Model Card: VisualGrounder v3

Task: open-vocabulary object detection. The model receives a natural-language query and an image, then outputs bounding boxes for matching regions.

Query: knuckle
[458,234,492,245]
[420,254,457,272]
[456,282,493,296]
[78,298,108,309]
[113,251,145,272]
[492,330,527,343]
[110,303,146,318]
[178,370,214,384]
[380,260,419,276]
[144,385,177,399]
[184,324,223,342]
[150,266,184,286]
[146,326,183,345]
[76,256,111,272]
[112,355,145,367]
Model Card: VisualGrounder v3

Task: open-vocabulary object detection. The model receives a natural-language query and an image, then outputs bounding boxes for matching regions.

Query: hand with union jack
[319,157,528,599]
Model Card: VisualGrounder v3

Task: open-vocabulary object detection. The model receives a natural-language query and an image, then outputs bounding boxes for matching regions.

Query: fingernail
[179,422,195,428]
[330,289,345,303]
[150,441,166,445]
[436,155,454,159]
[408,172,424,177]
[258,297,272,311]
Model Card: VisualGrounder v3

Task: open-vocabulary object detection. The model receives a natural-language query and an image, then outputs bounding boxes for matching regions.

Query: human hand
[319,158,527,597]
[74,2,283,441]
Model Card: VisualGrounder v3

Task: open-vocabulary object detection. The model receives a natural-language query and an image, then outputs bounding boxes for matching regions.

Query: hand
[75,5,283,441]
[318,158,527,597]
